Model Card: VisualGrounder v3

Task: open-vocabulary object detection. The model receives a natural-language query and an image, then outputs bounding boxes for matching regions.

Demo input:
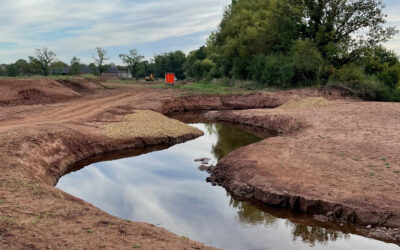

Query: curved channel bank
[0,85,398,248]
[206,105,400,243]
[0,87,320,249]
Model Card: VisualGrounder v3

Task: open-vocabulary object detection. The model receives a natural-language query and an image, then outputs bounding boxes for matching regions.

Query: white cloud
[384,6,400,55]
[1,0,399,64]
[0,0,231,63]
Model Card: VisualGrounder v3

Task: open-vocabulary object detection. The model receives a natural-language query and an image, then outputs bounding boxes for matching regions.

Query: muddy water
[57,123,399,250]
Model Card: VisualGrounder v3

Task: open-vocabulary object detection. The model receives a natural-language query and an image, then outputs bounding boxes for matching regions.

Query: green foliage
[93,47,109,76]
[15,59,29,75]
[197,0,398,89]
[351,46,399,75]
[6,64,19,77]
[69,57,81,75]
[334,64,397,101]
[50,61,68,75]
[29,48,56,76]
[185,46,215,79]
[119,49,144,78]
[379,65,400,89]
[248,40,323,88]
[153,51,186,79]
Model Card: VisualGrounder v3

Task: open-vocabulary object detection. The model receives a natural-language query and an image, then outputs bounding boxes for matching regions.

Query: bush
[290,40,323,85]
[262,53,294,88]
[192,59,216,79]
[336,64,367,89]
[248,40,323,88]
[379,65,400,89]
[335,64,393,101]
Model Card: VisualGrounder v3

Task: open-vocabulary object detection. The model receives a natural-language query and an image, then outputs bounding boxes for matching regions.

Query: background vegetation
[1,0,399,101]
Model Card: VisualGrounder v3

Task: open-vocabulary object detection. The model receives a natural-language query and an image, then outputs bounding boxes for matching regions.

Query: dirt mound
[0,79,81,105]
[56,77,104,93]
[102,110,203,139]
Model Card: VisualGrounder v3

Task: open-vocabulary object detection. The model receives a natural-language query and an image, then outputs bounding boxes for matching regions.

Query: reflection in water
[206,123,262,161]
[57,123,399,250]
[229,195,277,226]
[290,223,349,247]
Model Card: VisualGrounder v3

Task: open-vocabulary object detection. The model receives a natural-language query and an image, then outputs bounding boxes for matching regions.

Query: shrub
[290,40,323,86]
[261,53,294,88]
[336,64,367,89]
[379,65,400,89]
[248,40,323,88]
[335,64,392,101]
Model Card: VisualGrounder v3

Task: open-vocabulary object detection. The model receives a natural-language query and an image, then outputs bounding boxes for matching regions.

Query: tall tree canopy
[207,0,397,80]
[119,49,144,77]
[29,48,56,76]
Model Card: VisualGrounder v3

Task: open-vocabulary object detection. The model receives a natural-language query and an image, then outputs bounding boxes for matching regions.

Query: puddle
[57,123,399,250]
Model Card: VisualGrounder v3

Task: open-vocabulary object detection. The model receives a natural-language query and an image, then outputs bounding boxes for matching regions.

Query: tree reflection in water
[208,122,350,246]
[228,194,278,226]
[289,222,350,246]
[206,123,262,161]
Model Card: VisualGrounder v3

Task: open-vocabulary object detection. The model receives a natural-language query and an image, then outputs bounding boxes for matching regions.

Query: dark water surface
[57,123,399,250]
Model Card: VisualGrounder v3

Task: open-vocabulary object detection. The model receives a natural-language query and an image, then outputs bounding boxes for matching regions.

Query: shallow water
[57,123,400,250]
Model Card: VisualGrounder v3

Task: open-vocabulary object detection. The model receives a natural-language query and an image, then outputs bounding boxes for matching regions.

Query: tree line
[1,0,400,101]
[184,0,400,101]
[0,47,188,79]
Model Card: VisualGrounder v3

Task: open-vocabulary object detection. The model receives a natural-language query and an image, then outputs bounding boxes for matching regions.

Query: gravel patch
[103,110,203,139]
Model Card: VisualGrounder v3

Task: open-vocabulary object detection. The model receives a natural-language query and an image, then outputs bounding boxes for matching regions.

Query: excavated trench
[56,112,400,250]
[2,87,399,249]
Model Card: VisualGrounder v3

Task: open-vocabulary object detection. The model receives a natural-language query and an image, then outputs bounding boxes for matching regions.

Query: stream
[57,122,400,250]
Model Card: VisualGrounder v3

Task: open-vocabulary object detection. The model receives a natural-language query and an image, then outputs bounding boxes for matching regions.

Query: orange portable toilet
[165,73,175,85]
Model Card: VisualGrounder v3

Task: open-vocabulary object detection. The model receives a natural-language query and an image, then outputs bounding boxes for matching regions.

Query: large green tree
[119,49,144,78]
[207,0,397,81]
[29,48,56,76]
[153,51,186,79]
[298,0,397,64]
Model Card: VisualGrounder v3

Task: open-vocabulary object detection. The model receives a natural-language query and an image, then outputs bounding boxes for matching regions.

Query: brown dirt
[0,78,398,248]
[55,78,104,94]
[207,99,400,242]
[0,79,82,105]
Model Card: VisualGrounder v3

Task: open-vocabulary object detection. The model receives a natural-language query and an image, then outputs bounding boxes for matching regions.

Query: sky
[0,0,399,65]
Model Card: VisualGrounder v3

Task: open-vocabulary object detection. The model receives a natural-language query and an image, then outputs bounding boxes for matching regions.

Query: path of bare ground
[206,101,400,243]
[0,79,346,249]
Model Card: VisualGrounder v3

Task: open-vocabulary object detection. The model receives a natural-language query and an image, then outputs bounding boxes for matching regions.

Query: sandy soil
[0,78,398,248]
[0,79,311,249]
[207,100,400,242]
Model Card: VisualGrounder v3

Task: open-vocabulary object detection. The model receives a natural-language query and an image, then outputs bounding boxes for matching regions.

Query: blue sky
[0,0,399,65]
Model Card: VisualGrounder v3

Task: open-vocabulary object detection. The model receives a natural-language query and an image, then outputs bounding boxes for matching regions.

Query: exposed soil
[206,102,400,242]
[0,78,399,248]
[0,79,82,105]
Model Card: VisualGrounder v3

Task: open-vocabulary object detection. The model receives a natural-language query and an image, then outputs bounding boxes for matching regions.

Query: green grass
[149,81,248,95]
[180,236,190,242]
[133,243,141,248]
[0,215,18,226]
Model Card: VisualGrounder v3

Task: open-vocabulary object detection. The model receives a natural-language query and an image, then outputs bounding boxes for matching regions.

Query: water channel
[57,122,400,250]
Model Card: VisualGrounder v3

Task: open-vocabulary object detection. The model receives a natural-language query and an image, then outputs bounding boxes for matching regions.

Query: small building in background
[101,67,120,78]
